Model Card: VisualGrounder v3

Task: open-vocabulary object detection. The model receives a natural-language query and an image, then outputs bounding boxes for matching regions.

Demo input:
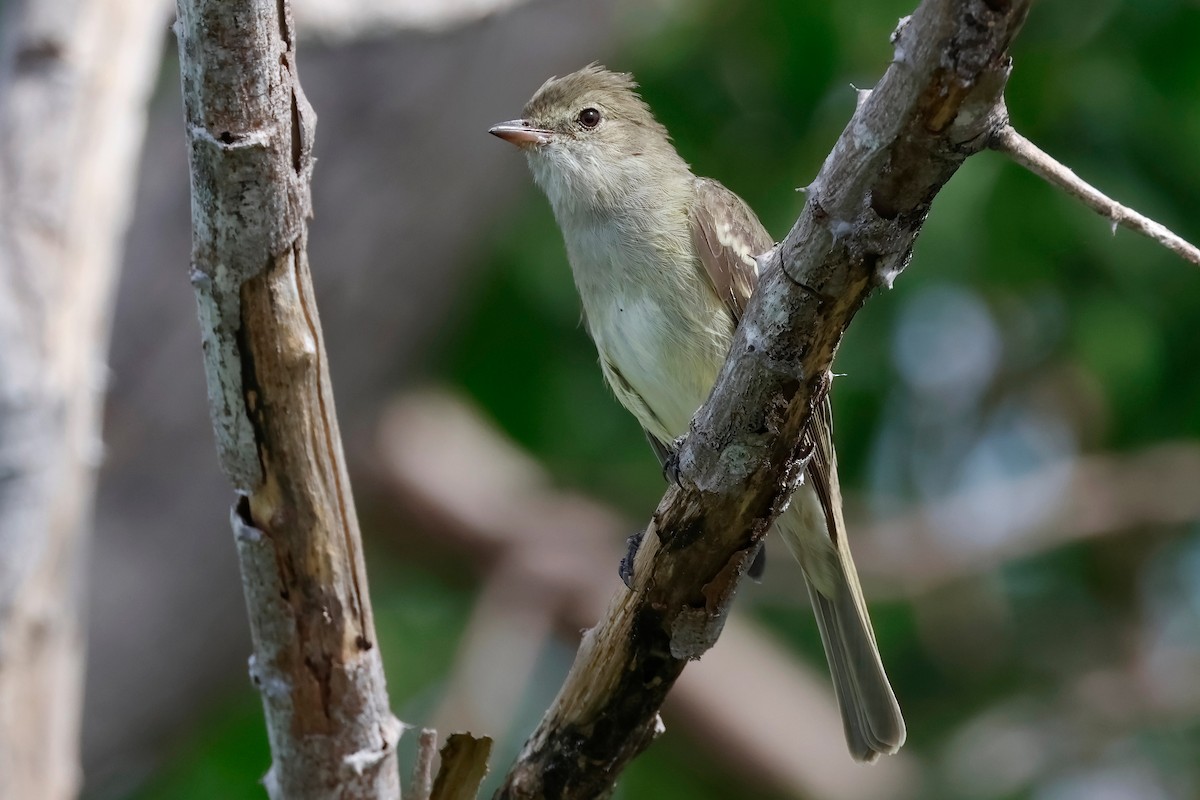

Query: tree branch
[990,124,1200,266]
[174,1,401,797]
[0,1,167,797]
[432,733,494,800]
[374,390,920,800]
[496,0,1031,796]
[411,729,439,800]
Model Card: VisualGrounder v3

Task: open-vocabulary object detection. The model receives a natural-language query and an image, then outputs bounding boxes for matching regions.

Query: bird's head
[490,64,689,215]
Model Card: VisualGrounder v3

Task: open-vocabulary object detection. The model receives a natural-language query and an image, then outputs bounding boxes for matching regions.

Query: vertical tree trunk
[0,1,167,797]
[175,0,402,796]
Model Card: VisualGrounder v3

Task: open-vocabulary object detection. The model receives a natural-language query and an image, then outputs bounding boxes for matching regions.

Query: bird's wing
[688,177,774,322]
[638,178,773,457]
[690,178,841,545]
[635,177,773,460]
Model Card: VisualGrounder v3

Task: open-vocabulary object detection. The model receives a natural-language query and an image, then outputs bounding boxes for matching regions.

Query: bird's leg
[645,431,686,487]
[625,433,691,587]
[619,529,645,589]
[660,435,687,486]
[662,448,681,486]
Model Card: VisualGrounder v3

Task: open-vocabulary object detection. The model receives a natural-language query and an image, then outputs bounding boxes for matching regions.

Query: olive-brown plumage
[491,64,905,761]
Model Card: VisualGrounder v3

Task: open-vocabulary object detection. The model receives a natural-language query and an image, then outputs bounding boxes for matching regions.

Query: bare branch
[496,0,1031,795]
[374,390,921,800]
[991,124,1200,266]
[0,0,168,796]
[175,0,401,796]
[411,729,439,800]
[378,391,1200,797]
[432,733,493,800]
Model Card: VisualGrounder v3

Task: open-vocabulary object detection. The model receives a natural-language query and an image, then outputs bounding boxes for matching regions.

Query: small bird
[490,64,904,761]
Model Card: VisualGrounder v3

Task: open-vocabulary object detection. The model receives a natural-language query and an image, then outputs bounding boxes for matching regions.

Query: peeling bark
[175,0,401,796]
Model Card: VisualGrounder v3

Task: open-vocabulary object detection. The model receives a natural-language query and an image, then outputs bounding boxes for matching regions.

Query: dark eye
[578,107,601,128]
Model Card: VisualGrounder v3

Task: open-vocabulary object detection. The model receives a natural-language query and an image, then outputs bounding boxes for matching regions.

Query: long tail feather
[777,485,906,761]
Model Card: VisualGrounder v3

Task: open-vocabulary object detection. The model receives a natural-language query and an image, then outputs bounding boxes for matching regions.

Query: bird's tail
[776,486,906,762]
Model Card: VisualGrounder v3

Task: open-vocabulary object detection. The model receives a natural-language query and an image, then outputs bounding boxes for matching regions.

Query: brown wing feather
[690,182,900,755]
[802,390,844,548]
[688,178,774,323]
[690,179,841,544]
[639,177,772,459]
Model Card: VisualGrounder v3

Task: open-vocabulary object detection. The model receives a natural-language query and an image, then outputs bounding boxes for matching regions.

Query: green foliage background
[130,1,1200,798]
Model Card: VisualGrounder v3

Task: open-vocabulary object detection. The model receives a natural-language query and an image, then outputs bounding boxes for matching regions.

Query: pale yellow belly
[589,287,733,444]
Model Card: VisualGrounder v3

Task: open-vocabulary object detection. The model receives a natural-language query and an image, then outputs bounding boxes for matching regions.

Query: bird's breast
[564,221,734,442]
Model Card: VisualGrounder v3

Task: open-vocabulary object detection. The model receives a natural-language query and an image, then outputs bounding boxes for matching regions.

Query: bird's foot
[619,529,645,589]
[662,435,686,487]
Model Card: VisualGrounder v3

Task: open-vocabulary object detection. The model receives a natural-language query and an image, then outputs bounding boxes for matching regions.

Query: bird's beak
[489,120,553,148]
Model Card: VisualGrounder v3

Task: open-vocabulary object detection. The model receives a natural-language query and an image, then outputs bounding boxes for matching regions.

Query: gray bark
[175,0,401,796]
[0,1,167,797]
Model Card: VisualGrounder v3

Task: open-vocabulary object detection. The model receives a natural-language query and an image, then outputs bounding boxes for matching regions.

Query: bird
[489,63,905,762]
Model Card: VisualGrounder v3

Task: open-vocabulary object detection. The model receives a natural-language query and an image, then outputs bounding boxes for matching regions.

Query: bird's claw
[662,435,686,487]
[619,529,645,589]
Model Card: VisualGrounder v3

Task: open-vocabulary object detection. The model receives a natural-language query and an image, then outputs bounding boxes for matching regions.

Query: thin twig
[411,729,438,800]
[991,124,1200,266]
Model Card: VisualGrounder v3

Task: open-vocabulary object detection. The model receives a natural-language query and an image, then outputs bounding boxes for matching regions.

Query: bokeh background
[83,0,1200,798]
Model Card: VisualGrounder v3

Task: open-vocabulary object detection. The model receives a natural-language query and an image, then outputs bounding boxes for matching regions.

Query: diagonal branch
[497,0,1031,796]
[374,390,920,799]
[990,124,1200,266]
[175,0,400,796]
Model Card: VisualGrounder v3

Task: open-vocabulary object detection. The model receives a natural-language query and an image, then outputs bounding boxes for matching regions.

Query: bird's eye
[578,107,602,128]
